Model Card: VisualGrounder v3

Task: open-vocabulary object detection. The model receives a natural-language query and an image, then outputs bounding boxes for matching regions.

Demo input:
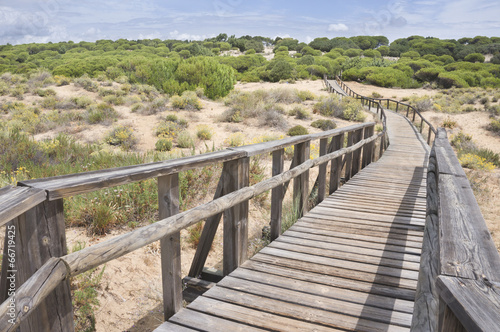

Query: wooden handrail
[0,130,382,331]
[412,128,500,332]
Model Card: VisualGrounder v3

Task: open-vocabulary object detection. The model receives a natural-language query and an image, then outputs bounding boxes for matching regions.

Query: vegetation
[287,125,308,136]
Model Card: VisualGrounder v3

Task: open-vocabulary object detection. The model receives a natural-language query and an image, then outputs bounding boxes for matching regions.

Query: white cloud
[328,23,348,32]
[169,30,210,41]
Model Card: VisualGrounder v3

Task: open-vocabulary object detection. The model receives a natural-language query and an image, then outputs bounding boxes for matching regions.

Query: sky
[0,0,499,45]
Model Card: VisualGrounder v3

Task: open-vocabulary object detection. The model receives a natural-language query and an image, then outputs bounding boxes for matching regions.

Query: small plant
[186,221,204,248]
[196,125,213,140]
[289,106,310,119]
[296,90,316,101]
[260,109,288,129]
[475,148,500,167]
[155,116,187,139]
[86,103,118,124]
[488,119,500,134]
[105,125,137,150]
[74,74,98,92]
[311,119,336,131]
[177,130,195,148]
[459,153,495,171]
[72,265,106,331]
[371,92,383,98]
[287,125,309,136]
[140,97,169,115]
[224,132,245,147]
[171,91,202,110]
[441,117,457,129]
[155,138,173,152]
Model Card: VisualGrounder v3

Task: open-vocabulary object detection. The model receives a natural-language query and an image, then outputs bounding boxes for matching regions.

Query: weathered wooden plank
[158,174,182,320]
[205,284,410,331]
[168,308,267,331]
[344,130,354,181]
[437,276,500,332]
[188,296,340,332]
[18,149,246,200]
[13,200,74,332]
[0,186,46,227]
[350,127,364,177]
[438,173,500,281]
[0,258,68,332]
[270,149,284,241]
[317,137,328,203]
[188,174,224,278]
[292,141,310,218]
[329,133,344,194]
[153,322,198,331]
[362,124,375,168]
[229,268,415,313]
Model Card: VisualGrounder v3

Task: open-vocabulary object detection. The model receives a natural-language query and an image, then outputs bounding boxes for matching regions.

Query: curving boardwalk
[327,79,348,96]
[155,110,430,331]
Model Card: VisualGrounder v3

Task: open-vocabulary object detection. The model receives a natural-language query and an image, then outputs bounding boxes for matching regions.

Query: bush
[105,125,137,150]
[289,106,310,119]
[488,119,500,134]
[311,119,336,131]
[74,74,98,92]
[287,125,308,136]
[139,97,169,115]
[459,153,495,171]
[196,125,213,140]
[155,138,173,151]
[475,148,500,167]
[313,96,365,121]
[296,90,316,101]
[224,132,245,147]
[441,117,457,129]
[171,91,202,110]
[415,98,433,112]
[177,130,194,148]
[86,103,118,124]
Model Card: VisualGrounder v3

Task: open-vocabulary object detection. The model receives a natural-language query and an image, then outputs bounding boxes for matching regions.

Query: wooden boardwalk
[327,79,348,96]
[156,110,430,331]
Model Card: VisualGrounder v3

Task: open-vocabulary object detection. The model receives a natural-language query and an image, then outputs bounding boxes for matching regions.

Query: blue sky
[1,0,499,45]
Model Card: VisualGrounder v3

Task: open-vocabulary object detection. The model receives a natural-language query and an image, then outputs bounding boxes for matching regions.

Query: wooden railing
[0,112,386,331]
[328,76,500,331]
[412,128,500,332]
[331,76,437,145]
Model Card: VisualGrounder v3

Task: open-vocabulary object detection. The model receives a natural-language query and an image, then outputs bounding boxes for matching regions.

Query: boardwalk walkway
[156,110,430,331]
[327,79,348,96]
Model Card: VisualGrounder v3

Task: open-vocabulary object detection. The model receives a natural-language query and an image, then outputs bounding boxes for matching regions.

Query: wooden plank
[240,260,416,301]
[438,173,500,281]
[158,173,182,320]
[223,157,249,275]
[362,124,375,168]
[205,283,410,331]
[292,141,310,218]
[153,322,198,331]
[0,186,46,227]
[329,133,344,194]
[228,268,415,313]
[351,128,364,177]
[344,130,354,181]
[14,200,74,332]
[437,276,500,332]
[270,149,284,241]
[18,149,246,200]
[188,174,224,278]
[168,308,267,332]
[317,138,328,203]
[188,296,340,332]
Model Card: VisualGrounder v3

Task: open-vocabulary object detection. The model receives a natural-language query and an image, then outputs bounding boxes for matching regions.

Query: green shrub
[171,91,202,110]
[177,130,194,148]
[475,148,500,167]
[155,138,173,151]
[464,53,485,63]
[155,116,187,139]
[105,125,137,150]
[289,106,310,119]
[35,88,57,97]
[103,95,125,106]
[196,125,213,140]
[314,96,365,121]
[71,96,93,109]
[86,103,118,124]
[287,125,308,136]
[296,90,316,101]
[260,109,288,129]
[139,97,168,115]
[459,153,495,171]
[224,132,245,147]
[311,119,336,131]
[74,74,98,92]
[488,119,500,134]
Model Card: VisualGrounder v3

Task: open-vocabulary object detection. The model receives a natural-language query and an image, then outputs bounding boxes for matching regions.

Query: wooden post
[350,128,364,177]
[12,200,74,332]
[223,157,249,276]
[438,300,467,332]
[428,128,433,145]
[420,118,424,133]
[395,102,399,113]
[413,109,417,122]
[362,125,375,169]
[387,99,390,109]
[406,105,410,117]
[293,142,310,218]
[158,174,182,320]
[344,131,355,181]
[317,138,328,204]
[270,149,284,241]
[329,134,344,194]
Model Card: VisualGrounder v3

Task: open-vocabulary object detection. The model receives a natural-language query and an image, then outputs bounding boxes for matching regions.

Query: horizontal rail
[412,127,500,332]
[0,186,46,227]
[0,131,382,331]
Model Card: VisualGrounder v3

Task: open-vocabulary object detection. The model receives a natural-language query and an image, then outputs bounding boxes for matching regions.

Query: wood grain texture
[437,276,500,332]
[270,149,284,241]
[0,186,46,227]
[158,174,182,320]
